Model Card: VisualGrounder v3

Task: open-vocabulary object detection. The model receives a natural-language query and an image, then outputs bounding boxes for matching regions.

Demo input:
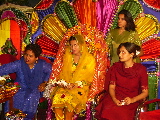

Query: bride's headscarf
[59,34,95,84]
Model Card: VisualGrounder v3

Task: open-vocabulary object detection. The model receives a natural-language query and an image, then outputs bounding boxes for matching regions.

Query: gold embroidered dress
[106,29,141,65]
[52,44,96,113]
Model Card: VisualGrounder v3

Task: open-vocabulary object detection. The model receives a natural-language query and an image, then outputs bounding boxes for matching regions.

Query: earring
[81,46,83,53]
[35,60,38,63]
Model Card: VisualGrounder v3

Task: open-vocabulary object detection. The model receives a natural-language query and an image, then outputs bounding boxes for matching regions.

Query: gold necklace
[72,54,81,66]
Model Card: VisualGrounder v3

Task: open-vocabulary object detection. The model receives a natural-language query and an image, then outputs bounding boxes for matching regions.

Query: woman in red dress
[95,42,148,120]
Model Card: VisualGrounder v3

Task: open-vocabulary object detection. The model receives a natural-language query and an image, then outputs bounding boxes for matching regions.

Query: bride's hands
[66,83,78,89]
[56,80,78,89]
[57,83,66,88]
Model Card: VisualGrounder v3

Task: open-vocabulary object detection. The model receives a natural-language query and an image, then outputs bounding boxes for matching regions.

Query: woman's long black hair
[117,9,136,31]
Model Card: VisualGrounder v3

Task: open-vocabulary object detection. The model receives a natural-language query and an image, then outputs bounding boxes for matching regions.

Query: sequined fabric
[0,57,52,119]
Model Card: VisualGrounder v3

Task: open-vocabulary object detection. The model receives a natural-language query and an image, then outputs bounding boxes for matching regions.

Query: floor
[0,103,89,120]
[0,103,48,120]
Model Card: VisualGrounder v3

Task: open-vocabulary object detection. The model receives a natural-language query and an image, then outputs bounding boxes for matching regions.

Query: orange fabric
[73,0,96,26]
[10,20,21,59]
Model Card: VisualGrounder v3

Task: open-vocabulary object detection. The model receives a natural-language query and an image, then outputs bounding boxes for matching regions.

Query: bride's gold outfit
[52,35,96,114]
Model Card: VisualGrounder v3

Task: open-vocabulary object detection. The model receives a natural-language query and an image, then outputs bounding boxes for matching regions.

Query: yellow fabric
[135,15,159,40]
[0,20,10,52]
[106,29,141,65]
[52,35,96,114]
[43,15,67,42]
[31,11,39,34]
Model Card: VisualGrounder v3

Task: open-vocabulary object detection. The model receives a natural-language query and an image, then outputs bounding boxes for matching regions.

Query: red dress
[95,62,148,120]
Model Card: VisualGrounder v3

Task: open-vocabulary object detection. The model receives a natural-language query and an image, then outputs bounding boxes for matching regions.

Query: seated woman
[95,42,148,120]
[48,34,96,120]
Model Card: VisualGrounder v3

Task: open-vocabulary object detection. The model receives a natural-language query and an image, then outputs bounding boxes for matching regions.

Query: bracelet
[75,81,83,88]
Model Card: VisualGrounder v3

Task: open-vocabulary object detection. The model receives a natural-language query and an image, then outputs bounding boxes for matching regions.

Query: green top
[106,29,141,65]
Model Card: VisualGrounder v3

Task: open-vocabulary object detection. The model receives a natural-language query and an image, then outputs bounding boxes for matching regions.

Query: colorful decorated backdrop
[0,6,31,59]
[0,0,159,57]
[0,0,160,111]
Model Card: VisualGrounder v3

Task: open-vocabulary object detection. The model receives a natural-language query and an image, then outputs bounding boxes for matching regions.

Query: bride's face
[69,40,81,55]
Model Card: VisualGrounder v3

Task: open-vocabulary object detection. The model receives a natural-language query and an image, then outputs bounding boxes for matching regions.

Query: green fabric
[148,75,158,111]
[106,29,141,65]
[38,100,48,109]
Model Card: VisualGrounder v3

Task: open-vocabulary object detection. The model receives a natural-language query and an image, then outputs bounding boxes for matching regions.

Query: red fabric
[140,109,160,120]
[35,0,54,9]
[95,62,148,120]
[144,99,160,105]
[144,0,160,9]
[39,56,52,65]
[19,20,28,40]
[140,38,160,59]
[39,97,47,103]
[0,54,17,80]
[36,35,59,58]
